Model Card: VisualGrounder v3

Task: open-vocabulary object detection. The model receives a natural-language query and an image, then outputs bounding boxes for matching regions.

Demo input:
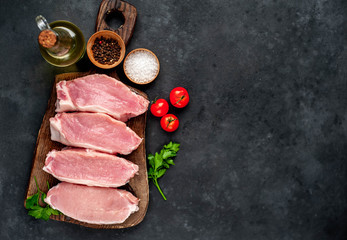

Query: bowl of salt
[123,48,160,85]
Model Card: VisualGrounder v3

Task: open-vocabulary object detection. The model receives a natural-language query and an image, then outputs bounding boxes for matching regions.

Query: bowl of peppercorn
[86,30,126,69]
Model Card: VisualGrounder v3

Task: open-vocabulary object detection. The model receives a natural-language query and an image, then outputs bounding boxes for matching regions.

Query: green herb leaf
[25,194,39,209]
[25,178,60,221]
[162,162,170,169]
[154,152,163,170]
[163,151,176,159]
[148,154,155,167]
[165,142,173,149]
[147,142,180,200]
[157,169,167,178]
[166,159,175,165]
[164,142,180,152]
[46,206,60,216]
[28,206,46,220]
[148,168,154,178]
[41,209,51,221]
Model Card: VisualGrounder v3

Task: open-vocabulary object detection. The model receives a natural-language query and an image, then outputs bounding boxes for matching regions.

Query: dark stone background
[0,0,346,239]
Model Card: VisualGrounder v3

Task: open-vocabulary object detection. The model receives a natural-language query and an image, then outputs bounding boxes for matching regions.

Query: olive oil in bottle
[36,15,85,67]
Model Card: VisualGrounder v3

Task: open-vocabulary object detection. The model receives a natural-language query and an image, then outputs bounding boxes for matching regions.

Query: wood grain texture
[95,0,137,46]
[25,72,149,229]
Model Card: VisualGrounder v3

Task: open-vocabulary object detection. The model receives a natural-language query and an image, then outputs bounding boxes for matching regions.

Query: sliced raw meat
[45,182,139,225]
[43,148,139,187]
[56,74,149,122]
[50,112,142,155]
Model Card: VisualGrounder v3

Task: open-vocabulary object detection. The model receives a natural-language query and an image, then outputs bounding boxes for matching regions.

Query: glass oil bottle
[36,15,85,67]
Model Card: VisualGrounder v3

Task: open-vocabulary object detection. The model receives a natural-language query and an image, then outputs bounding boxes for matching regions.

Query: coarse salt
[124,50,159,84]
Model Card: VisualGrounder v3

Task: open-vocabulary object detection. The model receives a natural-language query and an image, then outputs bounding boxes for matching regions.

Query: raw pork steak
[45,182,139,224]
[43,148,139,187]
[50,112,142,155]
[56,74,149,122]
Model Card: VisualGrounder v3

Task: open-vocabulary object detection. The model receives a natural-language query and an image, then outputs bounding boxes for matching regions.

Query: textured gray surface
[1,0,347,239]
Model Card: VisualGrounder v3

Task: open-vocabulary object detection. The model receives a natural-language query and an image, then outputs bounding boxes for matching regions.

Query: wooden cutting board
[25,0,149,229]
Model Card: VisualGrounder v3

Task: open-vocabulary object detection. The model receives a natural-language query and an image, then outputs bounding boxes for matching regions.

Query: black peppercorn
[92,37,121,65]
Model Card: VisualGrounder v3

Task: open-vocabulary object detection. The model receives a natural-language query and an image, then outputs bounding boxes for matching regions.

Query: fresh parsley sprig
[25,177,60,220]
[147,141,180,200]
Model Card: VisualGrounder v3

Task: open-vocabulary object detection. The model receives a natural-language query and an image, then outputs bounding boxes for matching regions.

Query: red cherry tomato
[160,114,179,132]
[170,87,189,108]
[150,99,169,117]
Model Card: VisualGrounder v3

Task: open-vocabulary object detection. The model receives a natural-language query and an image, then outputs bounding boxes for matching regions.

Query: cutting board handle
[95,0,137,46]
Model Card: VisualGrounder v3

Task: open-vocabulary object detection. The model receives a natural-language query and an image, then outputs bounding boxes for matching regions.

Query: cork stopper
[38,30,57,48]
